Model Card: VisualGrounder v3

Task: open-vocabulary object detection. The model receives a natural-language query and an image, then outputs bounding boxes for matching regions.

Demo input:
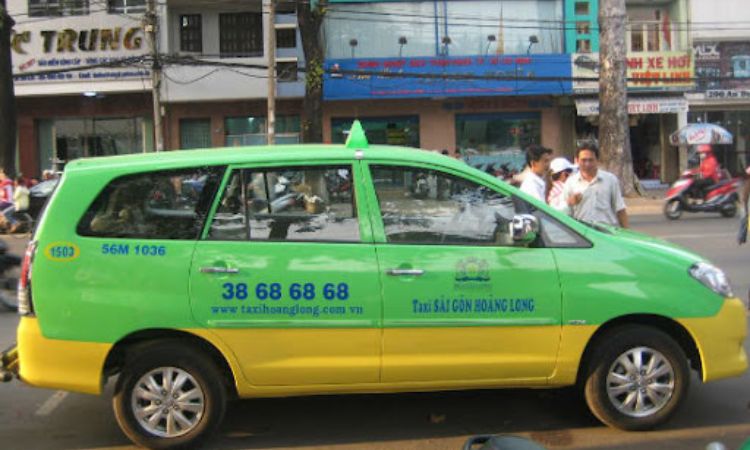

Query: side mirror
[510,214,539,244]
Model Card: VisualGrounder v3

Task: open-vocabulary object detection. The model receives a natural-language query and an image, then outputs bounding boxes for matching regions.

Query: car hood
[588,223,704,265]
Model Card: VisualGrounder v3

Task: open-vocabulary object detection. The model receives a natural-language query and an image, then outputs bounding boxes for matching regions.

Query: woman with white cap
[547,157,574,210]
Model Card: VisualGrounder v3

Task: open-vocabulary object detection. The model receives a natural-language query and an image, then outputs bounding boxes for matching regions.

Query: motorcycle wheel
[664,199,682,220]
[720,202,737,218]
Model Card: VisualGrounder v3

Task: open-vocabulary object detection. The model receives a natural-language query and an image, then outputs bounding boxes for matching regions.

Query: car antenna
[345,120,369,149]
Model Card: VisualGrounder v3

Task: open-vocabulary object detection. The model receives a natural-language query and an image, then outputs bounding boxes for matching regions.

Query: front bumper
[679,297,749,382]
[0,344,19,382]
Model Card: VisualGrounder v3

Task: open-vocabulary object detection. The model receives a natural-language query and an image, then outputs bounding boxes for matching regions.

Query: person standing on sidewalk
[547,157,574,210]
[562,140,629,228]
[519,145,553,202]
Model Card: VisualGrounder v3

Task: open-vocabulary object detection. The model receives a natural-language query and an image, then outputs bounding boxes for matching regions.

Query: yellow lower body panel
[549,325,598,386]
[678,298,748,382]
[17,317,111,394]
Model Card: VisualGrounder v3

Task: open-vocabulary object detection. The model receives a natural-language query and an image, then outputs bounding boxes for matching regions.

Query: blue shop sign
[324,54,572,100]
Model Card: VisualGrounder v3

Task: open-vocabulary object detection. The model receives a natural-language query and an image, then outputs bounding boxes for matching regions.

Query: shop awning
[575,97,689,116]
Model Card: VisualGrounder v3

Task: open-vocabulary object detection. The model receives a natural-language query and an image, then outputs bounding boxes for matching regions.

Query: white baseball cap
[550,157,574,175]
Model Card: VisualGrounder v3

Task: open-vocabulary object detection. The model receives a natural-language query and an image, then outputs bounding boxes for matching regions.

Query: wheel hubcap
[131,367,205,438]
[606,346,675,418]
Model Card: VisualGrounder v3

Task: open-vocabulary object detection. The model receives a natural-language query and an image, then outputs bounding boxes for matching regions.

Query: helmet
[550,157,574,175]
[697,144,713,154]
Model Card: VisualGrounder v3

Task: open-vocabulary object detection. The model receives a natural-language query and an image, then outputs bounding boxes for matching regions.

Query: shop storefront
[572,49,694,182]
[166,100,303,151]
[16,94,153,176]
[574,96,687,182]
[10,11,154,176]
[323,54,572,166]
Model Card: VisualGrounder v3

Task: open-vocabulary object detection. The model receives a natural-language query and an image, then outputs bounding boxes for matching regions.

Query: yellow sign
[572,51,695,92]
[44,242,80,262]
[627,51,694,88]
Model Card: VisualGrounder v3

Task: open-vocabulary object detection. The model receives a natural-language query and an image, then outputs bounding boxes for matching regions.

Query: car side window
[208,165,360,242]
[77,167,224,239]
[370,165,517,246]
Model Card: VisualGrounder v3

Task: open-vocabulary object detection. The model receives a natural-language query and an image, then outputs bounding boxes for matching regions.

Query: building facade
[9,0,154,176]
[687,0,750,175]
[322,0,574,174]
[9,0,303,176]
[322,0,693,182]
[569,0,693,183]
[160,0,304,150]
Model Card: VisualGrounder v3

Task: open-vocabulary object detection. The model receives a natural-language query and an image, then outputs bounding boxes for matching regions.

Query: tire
[583,325,689,431]
[663,199,682,220]
[720,202,737,218]
[113,341,227,449]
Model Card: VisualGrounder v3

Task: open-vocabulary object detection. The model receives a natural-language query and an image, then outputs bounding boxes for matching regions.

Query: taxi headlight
[689,262,733,298]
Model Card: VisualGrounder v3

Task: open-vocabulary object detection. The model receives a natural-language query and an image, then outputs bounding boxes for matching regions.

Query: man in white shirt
[562,140,629,228]
[519,145,553,202]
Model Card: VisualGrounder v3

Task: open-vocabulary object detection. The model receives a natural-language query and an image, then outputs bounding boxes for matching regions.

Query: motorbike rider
[693,144,722,199]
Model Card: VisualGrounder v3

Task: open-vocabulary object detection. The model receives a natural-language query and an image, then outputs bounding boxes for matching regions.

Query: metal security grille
[28,0,89,17]
[219,12,263,57]
[180,14,203,53]
[107,0,146,14]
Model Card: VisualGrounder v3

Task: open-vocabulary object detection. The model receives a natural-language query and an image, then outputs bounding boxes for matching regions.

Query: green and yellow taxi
[1,122,747,449]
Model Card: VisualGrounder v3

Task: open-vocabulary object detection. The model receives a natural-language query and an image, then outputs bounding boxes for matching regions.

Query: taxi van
[1,122,747,449]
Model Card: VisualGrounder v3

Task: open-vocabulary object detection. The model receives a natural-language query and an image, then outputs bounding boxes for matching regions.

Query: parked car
[1,121,747,449]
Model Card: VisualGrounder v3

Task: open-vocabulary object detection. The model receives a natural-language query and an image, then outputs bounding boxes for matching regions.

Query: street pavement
[0,208,748,450]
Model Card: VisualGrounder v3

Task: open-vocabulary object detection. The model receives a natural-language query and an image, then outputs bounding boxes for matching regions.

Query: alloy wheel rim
[606,346,675,418]
[131,367,205,438]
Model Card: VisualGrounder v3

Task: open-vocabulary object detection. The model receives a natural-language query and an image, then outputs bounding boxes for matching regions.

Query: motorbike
[0,240,21,311]
[664,168,740,220]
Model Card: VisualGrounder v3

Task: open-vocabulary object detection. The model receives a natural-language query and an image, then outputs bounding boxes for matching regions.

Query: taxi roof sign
[345,120,369,149]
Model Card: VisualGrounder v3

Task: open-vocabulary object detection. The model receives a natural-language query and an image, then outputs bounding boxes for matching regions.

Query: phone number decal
[221,282,350,301]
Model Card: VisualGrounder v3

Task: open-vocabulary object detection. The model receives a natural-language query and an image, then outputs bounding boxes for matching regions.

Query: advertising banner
[695,41,750,94]
[575,97,688,116]
[323,54,572,100]
[572,51,694,93]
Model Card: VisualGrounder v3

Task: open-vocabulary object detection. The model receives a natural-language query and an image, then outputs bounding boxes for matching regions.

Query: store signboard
[11,16,150,86]
[575,97,688,116]
[572,51,694,93]
[694,41,750,93]
[323,54,572,100]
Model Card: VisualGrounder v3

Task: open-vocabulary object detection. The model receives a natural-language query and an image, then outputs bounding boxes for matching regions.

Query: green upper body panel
[31,144,723,343]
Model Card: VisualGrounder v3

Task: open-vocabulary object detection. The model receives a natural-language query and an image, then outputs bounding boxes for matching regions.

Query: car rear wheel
[113,342,227,449]
[664,199,682,220]
[583,325,689,431]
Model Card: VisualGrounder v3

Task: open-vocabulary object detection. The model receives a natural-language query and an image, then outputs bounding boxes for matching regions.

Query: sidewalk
[624,188,666,215]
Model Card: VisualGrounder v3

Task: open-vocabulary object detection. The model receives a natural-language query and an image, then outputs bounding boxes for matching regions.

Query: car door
[189,162,382,386]
[363,163,563,384]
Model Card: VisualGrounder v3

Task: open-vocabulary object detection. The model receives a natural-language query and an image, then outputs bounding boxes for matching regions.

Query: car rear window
[77,166,225,239]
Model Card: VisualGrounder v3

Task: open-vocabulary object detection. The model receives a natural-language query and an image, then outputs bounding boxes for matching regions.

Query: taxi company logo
[455,258,490,282]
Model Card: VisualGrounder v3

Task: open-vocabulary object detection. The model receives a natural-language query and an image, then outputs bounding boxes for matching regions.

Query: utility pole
[145,0,164,151]
[599,0,638,196]
[267,0,276,145]
[0,0,16,175]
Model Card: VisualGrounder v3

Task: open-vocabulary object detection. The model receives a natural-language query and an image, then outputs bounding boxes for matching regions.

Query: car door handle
[386,268,425,276]
[200,267,240,274]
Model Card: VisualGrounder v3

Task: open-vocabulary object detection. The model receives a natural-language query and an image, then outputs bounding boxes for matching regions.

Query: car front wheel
[583,325,689,431]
